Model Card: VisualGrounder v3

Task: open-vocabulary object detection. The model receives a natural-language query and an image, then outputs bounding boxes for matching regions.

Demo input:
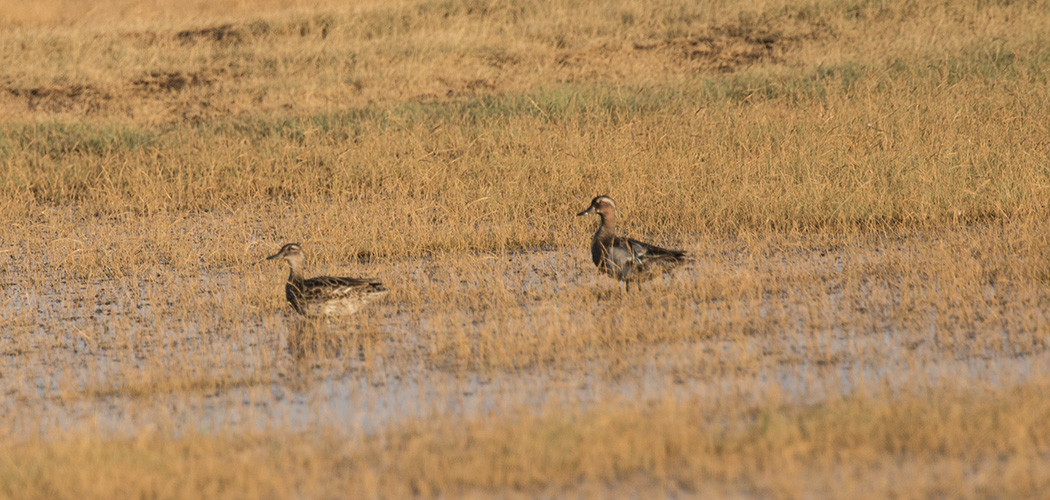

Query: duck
[576,195,689,292]
[266,243,388,316]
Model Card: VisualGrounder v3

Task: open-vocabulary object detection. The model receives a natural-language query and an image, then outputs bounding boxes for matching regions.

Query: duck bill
[265,252,283,261]
[576,206,595,216]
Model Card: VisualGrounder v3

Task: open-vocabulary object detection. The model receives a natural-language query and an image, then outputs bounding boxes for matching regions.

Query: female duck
[577,195,689,292]
[266,243,388,316]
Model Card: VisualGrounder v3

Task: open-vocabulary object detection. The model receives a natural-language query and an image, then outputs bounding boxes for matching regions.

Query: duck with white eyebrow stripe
[266,243,388,317]
[576,195,690,292]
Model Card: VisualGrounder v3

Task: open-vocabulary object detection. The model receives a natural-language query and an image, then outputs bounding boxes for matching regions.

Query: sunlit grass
[6,382,1050,499]
[3,0,1050,498]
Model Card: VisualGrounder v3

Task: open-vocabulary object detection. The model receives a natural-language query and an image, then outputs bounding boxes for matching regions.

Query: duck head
[266,243,305,269]
[576,195,617,217]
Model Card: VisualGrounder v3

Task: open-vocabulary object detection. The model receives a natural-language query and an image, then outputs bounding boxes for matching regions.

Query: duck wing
[611,237,689,281]
[621,237,688,263]
[301,276,387,300]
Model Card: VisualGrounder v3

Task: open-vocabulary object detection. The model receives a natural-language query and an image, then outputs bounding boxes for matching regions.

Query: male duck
[266,243,388,316]
[577,195,689,292]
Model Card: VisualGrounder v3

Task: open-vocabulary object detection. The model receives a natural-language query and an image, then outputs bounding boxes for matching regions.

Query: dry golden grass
[2,0,1049,235]
[6,382,1050,499]
[3,0,1050,498]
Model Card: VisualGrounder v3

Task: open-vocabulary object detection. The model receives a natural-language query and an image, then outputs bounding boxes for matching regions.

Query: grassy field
[3,0,1050,498]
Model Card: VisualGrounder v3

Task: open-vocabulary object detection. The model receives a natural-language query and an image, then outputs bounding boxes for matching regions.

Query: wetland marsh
[3,0,1050,498]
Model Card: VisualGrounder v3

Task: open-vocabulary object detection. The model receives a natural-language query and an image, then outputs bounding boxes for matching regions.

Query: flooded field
[5,214,1048,446]
[5,0,1050,497]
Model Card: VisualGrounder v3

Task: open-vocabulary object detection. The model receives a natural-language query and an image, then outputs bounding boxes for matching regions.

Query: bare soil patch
[634,17,832,72]
[6,84,112,113]
[175,23,244,45]
[131,69,227,94]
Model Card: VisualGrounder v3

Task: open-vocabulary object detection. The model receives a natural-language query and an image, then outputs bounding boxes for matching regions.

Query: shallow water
[3,238,1048,439]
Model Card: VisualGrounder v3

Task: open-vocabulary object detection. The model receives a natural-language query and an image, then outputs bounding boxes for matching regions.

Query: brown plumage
[266,243,388,316]
[576,195,689,292]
